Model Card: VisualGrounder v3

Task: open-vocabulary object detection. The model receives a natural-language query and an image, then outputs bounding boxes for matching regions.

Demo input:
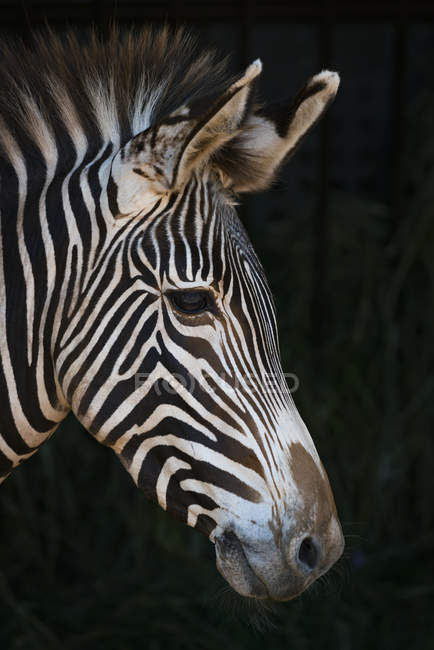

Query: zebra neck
[0,135,110,469]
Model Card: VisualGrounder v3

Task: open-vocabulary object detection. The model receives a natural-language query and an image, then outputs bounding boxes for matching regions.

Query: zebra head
[58,57,343,601]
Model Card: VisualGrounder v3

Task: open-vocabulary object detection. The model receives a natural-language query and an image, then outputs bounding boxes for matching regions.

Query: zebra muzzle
[214,516,344,602]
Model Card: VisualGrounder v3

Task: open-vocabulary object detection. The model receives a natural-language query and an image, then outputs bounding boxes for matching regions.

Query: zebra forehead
[135,182,262,269]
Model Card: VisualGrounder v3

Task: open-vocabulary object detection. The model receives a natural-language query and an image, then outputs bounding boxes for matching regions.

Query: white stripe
[156,457,191,510]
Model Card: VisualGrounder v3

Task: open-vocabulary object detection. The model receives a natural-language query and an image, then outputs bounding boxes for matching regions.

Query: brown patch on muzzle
[289,442,338,534]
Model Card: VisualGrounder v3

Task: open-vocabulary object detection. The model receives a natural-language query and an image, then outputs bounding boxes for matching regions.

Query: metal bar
[2,2,434,25]
[379,0,409,539]
[236,0,254,227]
[93,0,111,34]
[239,0,254,68]
[388,6,407,226]
[19,1,34,42]
[311,2,333,350]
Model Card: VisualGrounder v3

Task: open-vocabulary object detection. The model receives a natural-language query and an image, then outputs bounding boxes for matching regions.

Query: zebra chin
[214,517,344,602]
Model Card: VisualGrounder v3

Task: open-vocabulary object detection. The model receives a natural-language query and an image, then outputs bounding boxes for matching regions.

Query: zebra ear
[108,60,262,218]
[213,70,340,193]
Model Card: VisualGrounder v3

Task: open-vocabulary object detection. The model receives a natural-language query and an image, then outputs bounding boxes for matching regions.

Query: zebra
[0,26,343,601]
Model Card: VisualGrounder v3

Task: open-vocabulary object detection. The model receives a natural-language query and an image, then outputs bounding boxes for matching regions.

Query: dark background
[1,1,433,649]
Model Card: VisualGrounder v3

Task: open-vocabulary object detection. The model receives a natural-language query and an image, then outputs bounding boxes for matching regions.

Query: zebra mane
[0,25,231,164]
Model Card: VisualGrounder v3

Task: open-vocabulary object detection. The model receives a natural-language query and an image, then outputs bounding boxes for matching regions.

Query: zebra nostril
[297,537,319,571]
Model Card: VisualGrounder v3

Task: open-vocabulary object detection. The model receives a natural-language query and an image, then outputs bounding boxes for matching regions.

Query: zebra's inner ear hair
[108,60,262,218]
[213,70,340,194]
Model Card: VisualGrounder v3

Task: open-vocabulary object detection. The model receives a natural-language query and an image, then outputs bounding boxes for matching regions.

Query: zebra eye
[169,291,210,315]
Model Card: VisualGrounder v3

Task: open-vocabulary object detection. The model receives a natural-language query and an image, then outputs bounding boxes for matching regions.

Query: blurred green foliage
[1,94,434,650]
